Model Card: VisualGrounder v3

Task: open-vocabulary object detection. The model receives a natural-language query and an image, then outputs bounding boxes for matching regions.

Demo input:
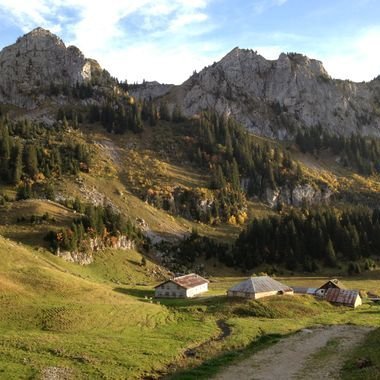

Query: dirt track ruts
[213,325,373,380]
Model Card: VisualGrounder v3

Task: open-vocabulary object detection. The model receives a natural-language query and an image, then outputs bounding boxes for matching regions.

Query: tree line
[45,203,142,253]
[296,125,380,175]
[193,110,303,197]
[84,98,184,135]
[0,117,90,197]
[232,206,380,271]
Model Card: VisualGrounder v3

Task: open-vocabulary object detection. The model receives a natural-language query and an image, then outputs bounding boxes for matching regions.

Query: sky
[0,0,379,84]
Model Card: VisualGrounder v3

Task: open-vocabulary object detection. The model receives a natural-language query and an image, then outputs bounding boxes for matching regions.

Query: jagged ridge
[0,27,102,108]
[159,48,380,138]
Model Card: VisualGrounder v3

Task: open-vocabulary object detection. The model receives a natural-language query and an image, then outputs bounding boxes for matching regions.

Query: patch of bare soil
[41,366,74,380]
[213,325,373,380]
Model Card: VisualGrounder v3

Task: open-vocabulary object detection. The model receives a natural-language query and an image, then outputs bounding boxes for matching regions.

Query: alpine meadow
[1,2,380,379]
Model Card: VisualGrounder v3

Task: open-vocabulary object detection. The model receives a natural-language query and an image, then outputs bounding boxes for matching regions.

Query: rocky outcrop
[146,186,215,222]
[56,249,94,265]
[128,81,173,100]
[0,27,102,108]
[264,183,332,208]
[160,48,380,138]
[56,235,135,265]
[145,186,247,224]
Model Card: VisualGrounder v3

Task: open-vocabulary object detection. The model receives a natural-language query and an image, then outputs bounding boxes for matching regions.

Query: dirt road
[214,325,372,380]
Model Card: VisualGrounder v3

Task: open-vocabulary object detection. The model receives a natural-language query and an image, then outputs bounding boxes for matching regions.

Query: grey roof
[292,287,317,295]
[228,276,293,294]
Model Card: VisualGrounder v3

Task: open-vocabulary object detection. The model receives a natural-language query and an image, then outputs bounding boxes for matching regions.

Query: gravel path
[213,325,373,380]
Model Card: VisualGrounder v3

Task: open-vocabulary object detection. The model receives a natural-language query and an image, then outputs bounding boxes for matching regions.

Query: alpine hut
[324,288,362,308]
[315,279,346,297]
[155,273,209,298]
[227,276,293,300]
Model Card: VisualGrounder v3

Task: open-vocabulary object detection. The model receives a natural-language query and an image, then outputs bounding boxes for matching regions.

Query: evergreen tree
[172,104,184,123]
[10,140,23,184]
[24,145,38,177]
[159,101,171,121]
[231,159,240,191]
[325,239,337,266]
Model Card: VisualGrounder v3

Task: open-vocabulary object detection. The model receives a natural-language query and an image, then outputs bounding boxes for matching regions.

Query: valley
[0,26,380,379]
[1,233,380,379]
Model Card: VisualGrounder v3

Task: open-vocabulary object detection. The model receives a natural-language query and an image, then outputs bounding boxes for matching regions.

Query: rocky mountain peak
[0,27,101,108]
[162,47,379,138]
[22,26,64,43]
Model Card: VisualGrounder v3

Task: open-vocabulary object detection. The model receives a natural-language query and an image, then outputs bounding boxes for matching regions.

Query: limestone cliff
[162,48,380,138]
[56,235,135,265]
[128,81,173,100]
[0,27,102,108]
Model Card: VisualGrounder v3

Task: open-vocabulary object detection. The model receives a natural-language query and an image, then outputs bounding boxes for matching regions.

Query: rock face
[162,48,380,138]
[264,183,332,208]
[56,235,135,265]
[0,27,102,108]
[128,81,173,100]
[145,186,246,223]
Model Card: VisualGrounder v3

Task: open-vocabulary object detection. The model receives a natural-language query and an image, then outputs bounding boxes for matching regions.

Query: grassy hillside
[1,234,380,379]
[1,113,380,378]
[0,236,221,379]
[0,199,76,247]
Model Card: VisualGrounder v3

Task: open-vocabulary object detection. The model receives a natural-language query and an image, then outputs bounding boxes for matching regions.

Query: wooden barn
[315,279,346,297]
[155,273,209,298]
[324,288,362,308]
[227,276,293,300]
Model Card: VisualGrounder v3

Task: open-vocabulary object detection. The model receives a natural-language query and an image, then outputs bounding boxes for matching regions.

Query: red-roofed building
[324,288,362,308]
[155,273,209,298]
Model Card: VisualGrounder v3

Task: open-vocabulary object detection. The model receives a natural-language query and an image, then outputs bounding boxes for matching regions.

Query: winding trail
[184,320,231,358]
[213,325,373,380]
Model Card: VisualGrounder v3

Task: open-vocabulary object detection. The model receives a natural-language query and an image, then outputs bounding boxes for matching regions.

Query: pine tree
[172,104,184,123]
[225,126,233,158]
[11,140,23,184]
[24,144,38,177]
[231,158,240,191]
[0,125,10,160]
[325,239,337,267]
[214,165,226,189]
[159,101,171,121]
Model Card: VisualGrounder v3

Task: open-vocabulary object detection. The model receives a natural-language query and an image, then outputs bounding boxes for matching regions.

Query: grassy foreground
[0,237,219,379]
[1,235,380,379]
[341,328,380,380]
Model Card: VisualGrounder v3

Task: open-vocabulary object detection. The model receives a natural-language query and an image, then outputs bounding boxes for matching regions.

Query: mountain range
[1,27,380,139]
[0,26,380,380]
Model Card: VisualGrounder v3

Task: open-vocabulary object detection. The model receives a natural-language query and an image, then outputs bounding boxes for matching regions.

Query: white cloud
[318,26,380,82]
[3,0,377,84]
[0,0,58,32]
[169,13,208,32]
[238,27,380,83]
[0,0,215,84]
[255,45,284,59]
[102,42,221,84]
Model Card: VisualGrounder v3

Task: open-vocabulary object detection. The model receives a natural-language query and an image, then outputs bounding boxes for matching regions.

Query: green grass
[341,328,380,380]
[0,199,78,250]
[0,236,221,379]
[1,210,380,380]
[2,242,380,379]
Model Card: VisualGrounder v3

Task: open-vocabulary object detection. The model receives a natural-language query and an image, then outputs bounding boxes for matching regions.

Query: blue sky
[0,0,379,84]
